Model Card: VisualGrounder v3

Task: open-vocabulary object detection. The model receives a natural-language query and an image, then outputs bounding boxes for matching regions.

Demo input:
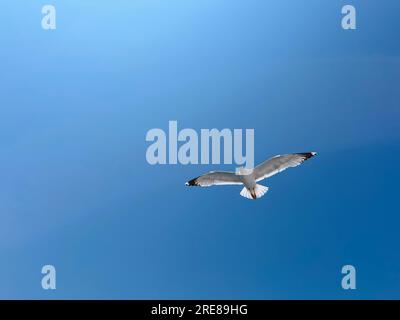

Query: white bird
[185,152,317,200]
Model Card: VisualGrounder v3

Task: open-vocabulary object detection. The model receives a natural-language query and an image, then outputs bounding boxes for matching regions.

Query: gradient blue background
[1,0,399,299]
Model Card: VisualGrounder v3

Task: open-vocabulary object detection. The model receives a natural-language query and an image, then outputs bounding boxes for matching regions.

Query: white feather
[240,184,269,200]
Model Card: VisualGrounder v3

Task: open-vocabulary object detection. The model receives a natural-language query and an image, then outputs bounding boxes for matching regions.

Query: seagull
[185,152,317,200]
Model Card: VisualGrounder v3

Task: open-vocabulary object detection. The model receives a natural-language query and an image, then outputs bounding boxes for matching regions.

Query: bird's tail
[240,184,269,200]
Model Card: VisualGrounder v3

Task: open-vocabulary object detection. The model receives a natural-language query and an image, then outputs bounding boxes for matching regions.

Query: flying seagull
[185,152,317,200]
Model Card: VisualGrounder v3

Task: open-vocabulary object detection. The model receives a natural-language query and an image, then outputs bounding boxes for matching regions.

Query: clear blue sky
[0,0,399,299]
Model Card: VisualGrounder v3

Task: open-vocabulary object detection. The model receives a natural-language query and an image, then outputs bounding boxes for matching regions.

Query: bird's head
[235,167,254,176]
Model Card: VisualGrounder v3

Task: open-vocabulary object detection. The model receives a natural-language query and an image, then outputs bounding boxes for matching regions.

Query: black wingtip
[185,177,200,186]
[298,152,317,160]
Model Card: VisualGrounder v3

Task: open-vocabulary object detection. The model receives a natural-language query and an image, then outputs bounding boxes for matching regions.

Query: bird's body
[240,171,256,190]
[185,152,317,200]
[235,167,264,200]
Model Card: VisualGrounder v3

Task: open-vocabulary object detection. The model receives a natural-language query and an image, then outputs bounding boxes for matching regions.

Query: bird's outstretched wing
[186,171,242,187]
[253,152,317,182]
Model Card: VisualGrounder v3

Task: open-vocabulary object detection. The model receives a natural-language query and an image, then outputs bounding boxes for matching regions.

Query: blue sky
[0,0,399,299]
